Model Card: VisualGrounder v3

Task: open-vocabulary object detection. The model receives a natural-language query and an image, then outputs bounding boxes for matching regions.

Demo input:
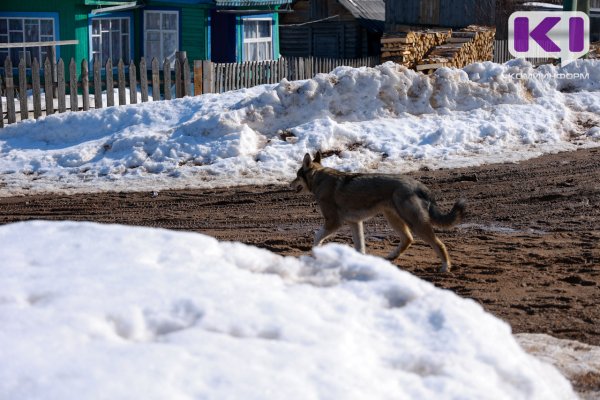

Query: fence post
[105,58,114,107]
[18,58,28,121]
[163,58,172,100]
[175,51,187,97]
[4,58,16,124]
[140,57,148,102]
[129,60,137,104]
[32,58,42,119]
[175,58,182,98]
[194,60,203,95]
[57,58,66,113]
[117,59,126,106]
[151,57,160,101]
[202,59,213,94]
[183,58,191,96]
[81,59,89,111]
[44,58,54,115]
[93,57,102,109]
[69,58,78,112]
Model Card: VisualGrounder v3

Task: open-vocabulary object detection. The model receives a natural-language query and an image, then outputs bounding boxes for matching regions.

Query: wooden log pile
[380,29,452,68]
[417,25,496,72]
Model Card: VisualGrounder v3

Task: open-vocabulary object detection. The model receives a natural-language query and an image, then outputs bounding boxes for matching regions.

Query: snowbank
[0,221,576,399]
[0,60,599,195]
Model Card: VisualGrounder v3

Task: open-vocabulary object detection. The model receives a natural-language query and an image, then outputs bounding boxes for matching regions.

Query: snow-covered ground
[0,220,579,400]
[0,59,599,196]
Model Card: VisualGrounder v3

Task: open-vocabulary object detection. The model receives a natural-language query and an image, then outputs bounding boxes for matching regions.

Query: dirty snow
[0,220,577,399]
[0,59,598,196]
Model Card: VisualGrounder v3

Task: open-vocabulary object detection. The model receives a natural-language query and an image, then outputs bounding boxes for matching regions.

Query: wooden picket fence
[210,56,380,93]
[0,54,379,128]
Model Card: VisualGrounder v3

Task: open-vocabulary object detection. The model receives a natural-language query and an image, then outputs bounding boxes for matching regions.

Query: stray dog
[291,152,466,272]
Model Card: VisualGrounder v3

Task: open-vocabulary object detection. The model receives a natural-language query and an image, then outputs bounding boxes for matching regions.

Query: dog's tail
[428,198,466,227]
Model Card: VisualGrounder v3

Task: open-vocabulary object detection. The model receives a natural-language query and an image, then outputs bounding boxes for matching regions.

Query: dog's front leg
[314,219,341,247]
[349,222,366,254]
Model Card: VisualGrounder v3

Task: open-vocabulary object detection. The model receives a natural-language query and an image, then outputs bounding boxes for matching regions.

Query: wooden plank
[18,58,28,121]
[151,58,160,100]
[44,58,54,115]
[117,59,126,105]
[57,58,66,113]
[129,60,137,104]
[69,58,78,112]
[183,58,190,96]
[140,58,148,102]
[163,58,172,100]
[4,58,16,124]
[175,58,182,98]
[0,39,78,49]
[105,58,114,107]
[201,60,212,94]
[93,57,102,109]
[81,59,89,111]
[193,60,202,95]
[32,58,42,119]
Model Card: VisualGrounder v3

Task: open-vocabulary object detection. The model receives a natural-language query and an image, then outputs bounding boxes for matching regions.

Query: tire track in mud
[1,147,599,345]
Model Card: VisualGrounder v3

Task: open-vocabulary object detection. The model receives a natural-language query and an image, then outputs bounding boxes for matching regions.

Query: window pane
[122,34,129,63]
[25,21,39,42]
[163,32,177,61]
[111,31,121,61]
[102,32,110,62]
[163,13,177,30]
[101,19,110,31]
[41,19,53,35]
[10,48,21,65]
[92,20,100,35]
[121,19,129,34]
[147,31,160,42]
[248,43,257,61]
[258,21,270,38]
[146,12,160,29]
[147,40,160,61]
[91,36,100,53]
[0,19,7,35]
[0,35,7,43]
[10,31,24,43]
[9,19,23,31]
[244,21,257,39]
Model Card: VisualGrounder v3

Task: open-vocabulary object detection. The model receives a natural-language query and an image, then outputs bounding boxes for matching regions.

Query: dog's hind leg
[413,223,451,272]
[383,210,413,261]
[314,219,342,247]
[349,221,366,254]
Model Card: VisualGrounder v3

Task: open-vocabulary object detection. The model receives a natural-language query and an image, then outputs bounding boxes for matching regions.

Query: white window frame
[0,16,55,67]
[242,18,273,62]
[90,17,131,65]
[144,10,179,67]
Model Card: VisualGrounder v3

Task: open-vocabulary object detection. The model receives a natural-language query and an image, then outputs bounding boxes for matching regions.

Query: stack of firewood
[417,25,496,71]
[380,29,452,68]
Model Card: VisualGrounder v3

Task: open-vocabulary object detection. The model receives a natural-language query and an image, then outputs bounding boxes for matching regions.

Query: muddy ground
[1,147,599,346]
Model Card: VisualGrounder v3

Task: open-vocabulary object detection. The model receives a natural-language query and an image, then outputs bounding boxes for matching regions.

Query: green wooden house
[0,0,291,71]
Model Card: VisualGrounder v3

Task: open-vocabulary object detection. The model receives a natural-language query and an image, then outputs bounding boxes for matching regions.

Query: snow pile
[0,221,576,400]
[0,60,599,195]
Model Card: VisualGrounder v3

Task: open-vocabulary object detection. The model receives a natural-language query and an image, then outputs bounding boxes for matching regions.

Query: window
[90,17,130,65]
[243,19,272,61]
[144,10,179,66]
[0,17,55,67]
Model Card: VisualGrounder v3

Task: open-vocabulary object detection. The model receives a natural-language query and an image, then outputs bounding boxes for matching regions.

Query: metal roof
[214,0,291,6]
[337,0,385,32]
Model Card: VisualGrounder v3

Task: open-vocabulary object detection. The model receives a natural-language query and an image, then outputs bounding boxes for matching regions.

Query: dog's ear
[302,153,312,169]
[313,151,322,164]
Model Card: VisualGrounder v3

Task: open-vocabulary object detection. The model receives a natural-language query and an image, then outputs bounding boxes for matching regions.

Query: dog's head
[291,152,322,194]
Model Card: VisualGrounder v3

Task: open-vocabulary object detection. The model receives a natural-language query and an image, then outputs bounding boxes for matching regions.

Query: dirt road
[1,147,599,345]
